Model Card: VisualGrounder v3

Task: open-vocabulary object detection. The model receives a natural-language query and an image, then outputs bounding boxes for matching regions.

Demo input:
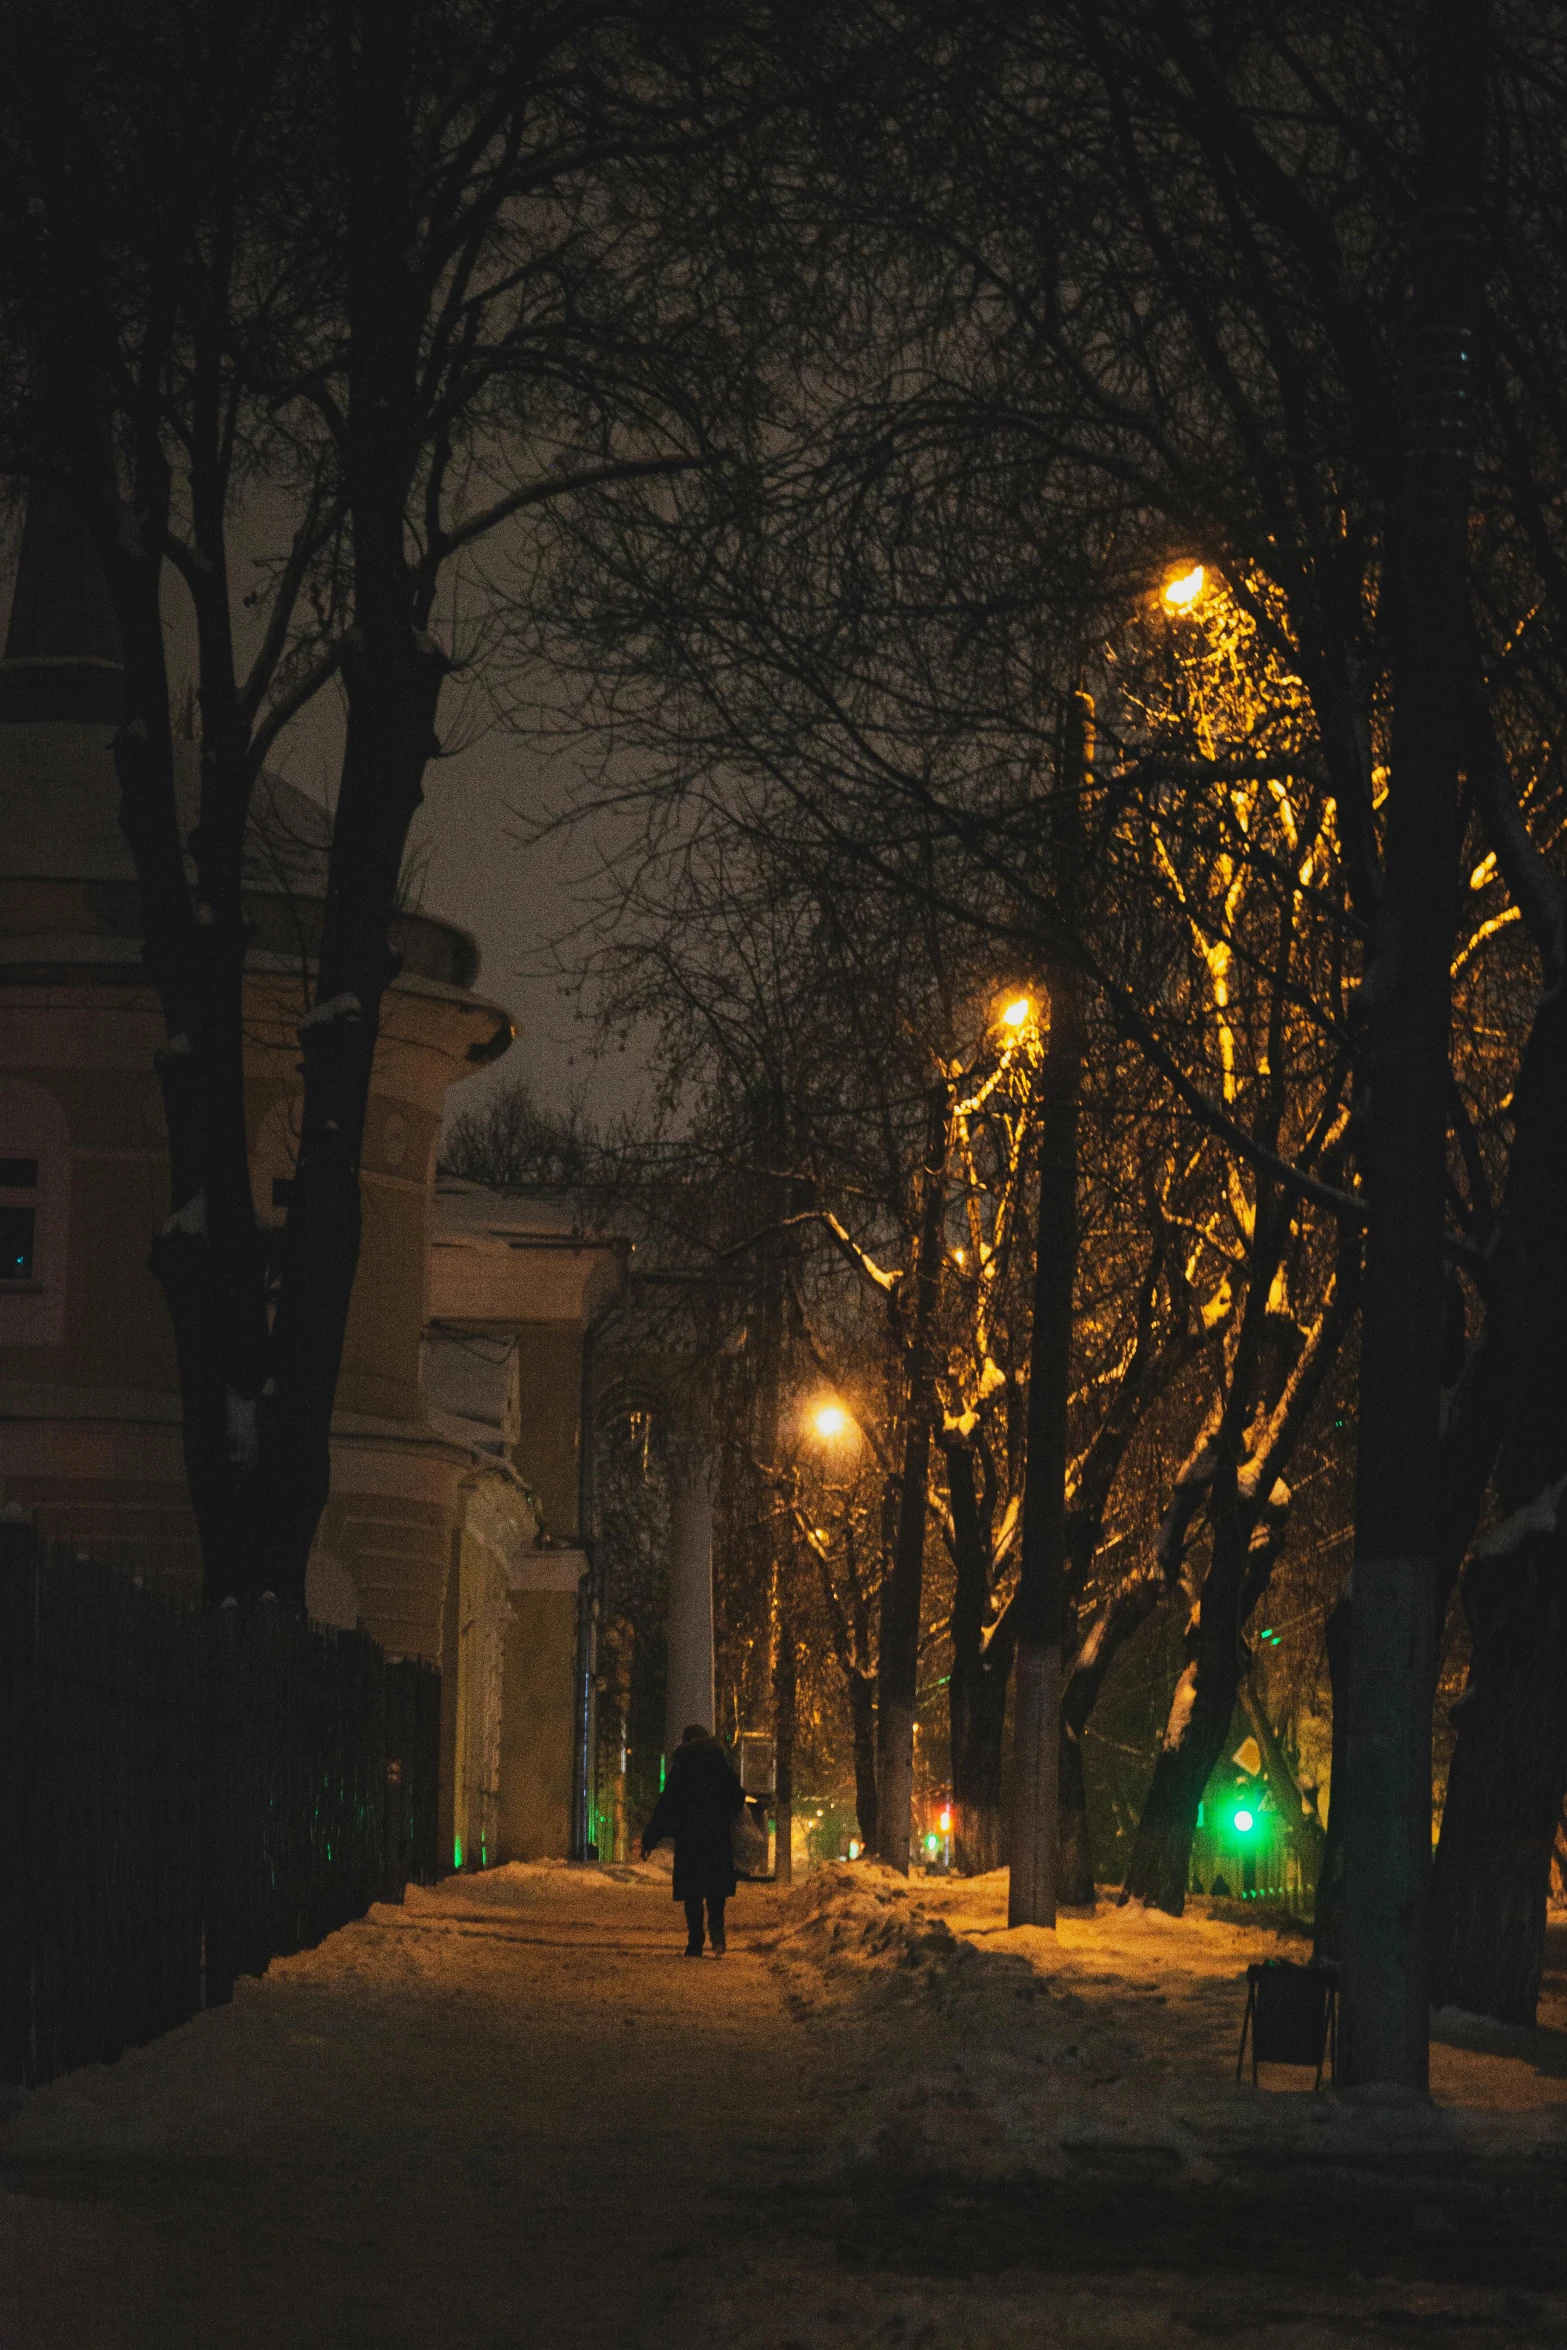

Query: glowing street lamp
[811,1399,849,1442]
[1162,562,1206,611]
[999,994,1033,1030]
[1233,1807,1255,1836]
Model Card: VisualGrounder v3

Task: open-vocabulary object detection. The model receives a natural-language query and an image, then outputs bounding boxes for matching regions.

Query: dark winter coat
[641,1739,745,1900]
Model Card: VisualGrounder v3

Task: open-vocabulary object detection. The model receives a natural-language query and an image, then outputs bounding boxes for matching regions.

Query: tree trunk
[1010,689,1089,1929]
[1431,974,1567,2020]
[1237,1680,1326,1895]
[875,1083,950,1871]
[774,1594,797,1886]
[945,1440,1014,1874]
[1342,0,1486,2090]
[951,1644,1011,1876]
[1430,1528,1567,2023]
[252,4,446,1604]
[1057,1563,1186,1904]
[847,1670,878,1855]
[875,1696,915,1874]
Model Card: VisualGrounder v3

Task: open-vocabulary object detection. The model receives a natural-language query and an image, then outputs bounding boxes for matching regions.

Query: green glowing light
[454,1834,464,1870]
[1233,1809,1254,1835]
[925,1832,940,1855]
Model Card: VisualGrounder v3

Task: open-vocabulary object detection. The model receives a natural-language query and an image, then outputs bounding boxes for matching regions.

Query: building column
[665,1449,715,1751]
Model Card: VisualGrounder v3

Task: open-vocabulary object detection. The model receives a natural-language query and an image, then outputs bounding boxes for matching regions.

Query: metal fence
[0,1524,441,2086]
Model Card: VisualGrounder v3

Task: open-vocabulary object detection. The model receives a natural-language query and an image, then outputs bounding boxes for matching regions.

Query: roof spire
[0,476,125,724]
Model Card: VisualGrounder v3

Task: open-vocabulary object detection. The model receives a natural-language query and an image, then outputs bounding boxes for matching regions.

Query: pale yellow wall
[514,1328,585,1538]
[497,1589,578,1860]
[1,974,492,1639]
[243,976,465,1430]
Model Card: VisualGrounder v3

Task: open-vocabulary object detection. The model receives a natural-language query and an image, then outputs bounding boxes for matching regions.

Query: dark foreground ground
[2,1866,1565,2349]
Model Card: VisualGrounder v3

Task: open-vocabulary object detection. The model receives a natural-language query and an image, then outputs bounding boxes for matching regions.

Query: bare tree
[0,0,760,1605]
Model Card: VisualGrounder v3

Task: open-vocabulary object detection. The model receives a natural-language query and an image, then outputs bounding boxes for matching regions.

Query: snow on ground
[714,1865,1567,2349]
[3,1862,1566,2349]
[764,1863,1567,2124]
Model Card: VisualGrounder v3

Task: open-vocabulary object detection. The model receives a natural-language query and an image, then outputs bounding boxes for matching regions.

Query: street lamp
[999,994,1033,1030]
[811,1399,849,1441]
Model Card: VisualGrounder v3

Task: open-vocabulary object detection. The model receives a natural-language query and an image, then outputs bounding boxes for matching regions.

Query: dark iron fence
[0,1523,441,2086]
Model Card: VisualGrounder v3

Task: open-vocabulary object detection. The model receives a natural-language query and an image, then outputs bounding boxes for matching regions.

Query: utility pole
[1341,0,1487,2089]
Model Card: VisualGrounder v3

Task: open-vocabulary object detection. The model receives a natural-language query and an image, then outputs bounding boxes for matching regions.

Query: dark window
[0,1158,38,1189]
[0,1205,35,1281]
[272,1177,295,1209]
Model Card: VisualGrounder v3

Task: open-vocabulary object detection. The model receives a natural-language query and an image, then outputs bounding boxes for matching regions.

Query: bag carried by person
[732,1800,769,1876]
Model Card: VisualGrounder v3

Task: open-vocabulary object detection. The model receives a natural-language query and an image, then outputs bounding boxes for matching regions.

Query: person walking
[641,1724,745,1955]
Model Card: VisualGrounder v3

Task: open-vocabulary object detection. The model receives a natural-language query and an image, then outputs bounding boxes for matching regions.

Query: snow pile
[753,1863,989,1989]
[752,1863,1567,2186]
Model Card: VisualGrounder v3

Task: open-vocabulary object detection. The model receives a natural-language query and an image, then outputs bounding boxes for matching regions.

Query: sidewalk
[5,1863,1566,2349]
[0,1864,823,2350]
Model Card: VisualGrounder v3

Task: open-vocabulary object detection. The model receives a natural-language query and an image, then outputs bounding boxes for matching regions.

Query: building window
[0,1086,69,1344]
[0,1160,39,1283]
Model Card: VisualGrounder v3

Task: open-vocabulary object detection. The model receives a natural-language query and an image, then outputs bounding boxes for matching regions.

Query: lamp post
[1009,690,1091,1932]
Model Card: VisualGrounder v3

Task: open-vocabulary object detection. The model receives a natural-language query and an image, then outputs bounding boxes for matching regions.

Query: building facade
[0,483,615,1868]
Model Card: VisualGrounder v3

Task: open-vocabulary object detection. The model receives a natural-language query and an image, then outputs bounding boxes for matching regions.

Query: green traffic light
[1233,1809,1254,1835]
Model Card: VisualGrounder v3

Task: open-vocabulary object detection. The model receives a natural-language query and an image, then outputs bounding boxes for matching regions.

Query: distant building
[426,1180,625,1859]
[0,481,620,1868]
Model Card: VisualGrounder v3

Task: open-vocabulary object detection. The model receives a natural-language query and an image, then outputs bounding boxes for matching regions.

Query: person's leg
[707,1894,727,1954]
[683,1896,705,1955]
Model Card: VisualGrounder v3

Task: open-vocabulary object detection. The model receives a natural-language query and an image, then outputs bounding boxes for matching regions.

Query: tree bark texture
[1342,0,1486,2090]
[1431,992,1567,2021]
[1009,1642,1060,1919]
[875,1697,915,1876]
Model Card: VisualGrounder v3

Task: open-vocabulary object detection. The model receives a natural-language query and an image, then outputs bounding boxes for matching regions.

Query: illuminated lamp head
[1233,1808,1255,1835]
[812,1400,848,1441]
[1000,995,1033,1030]
[1162,563,1206,611]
